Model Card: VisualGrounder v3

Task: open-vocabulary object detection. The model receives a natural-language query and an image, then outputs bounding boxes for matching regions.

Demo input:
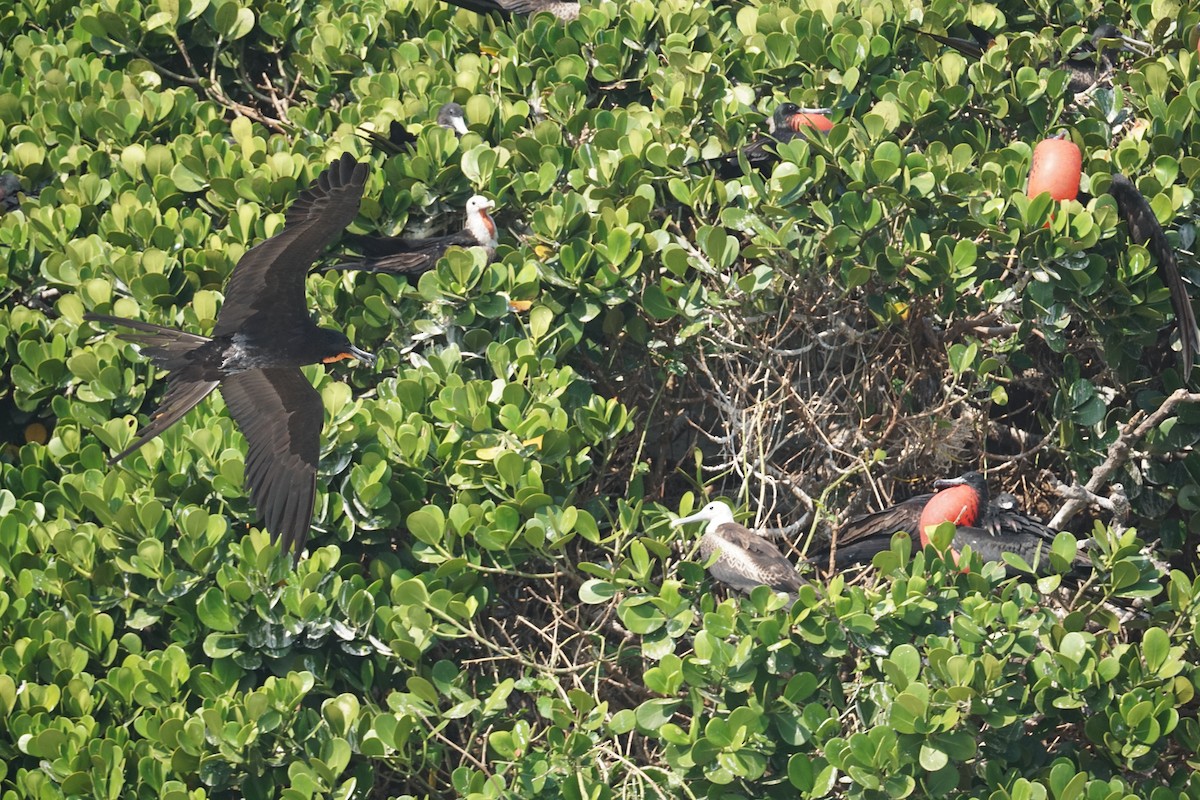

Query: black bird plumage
[699,103,826,178]
[0,173,22,212]
[329,195,498,283]
[1108,174,1198,381]
[359,102,469,156]
[437,0,579,20]
[84,153,376,559]
[905,22,995,59]
[907,22,1148,94]
[820,477,1063,572]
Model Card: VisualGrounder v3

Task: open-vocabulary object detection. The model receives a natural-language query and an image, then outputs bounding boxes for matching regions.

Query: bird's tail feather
[84,313,211,372]
[107,378,221,464]
[83,313,219,463]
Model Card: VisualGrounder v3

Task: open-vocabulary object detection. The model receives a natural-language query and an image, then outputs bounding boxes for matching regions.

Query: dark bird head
[671,500,736,535]
[314,328,376,367]
[932,470,989,499]
[769,102,803,134]
[992,492,1018,512]
[1089,23,1151,56]
[437,102,469,136]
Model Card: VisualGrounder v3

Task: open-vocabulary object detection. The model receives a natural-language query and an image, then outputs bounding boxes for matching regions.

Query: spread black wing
[1109,174,1199,380]
[214,153,368,339]
[220,367,323,558]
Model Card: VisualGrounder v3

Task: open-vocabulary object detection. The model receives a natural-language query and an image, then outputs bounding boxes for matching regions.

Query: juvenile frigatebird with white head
[670,500,805,597]
[329,195,498,283]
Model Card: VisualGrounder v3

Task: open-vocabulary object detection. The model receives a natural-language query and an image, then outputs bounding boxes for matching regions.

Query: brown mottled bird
[438,0,580,20]
[82,153,376,559]
[359,102,469,156]
[328,195,498,283]
[670,501,804,597]
[1108,173,1199,381]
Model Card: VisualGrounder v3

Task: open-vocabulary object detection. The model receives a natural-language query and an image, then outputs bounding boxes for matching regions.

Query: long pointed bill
[324,346,376,366]
[451,116,469,136]
[671,511,709,528]
[1117,34,1151,55]
[933,475,970,490]
[347,345,376,366]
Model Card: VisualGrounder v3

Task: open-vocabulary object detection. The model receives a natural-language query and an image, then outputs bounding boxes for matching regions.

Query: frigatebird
[1108,174,1199,381]
[670,501,804,597]
[916,473,1074,573]
[83,153,376,559]
[698,103,832,178]
[822,472,1064,572]
[1058,24,1151,93]
[328,195,498,282]
[905,22,995,59]
[0,173,21,213]
[438,0,580,20]
[358,102,469,156]
[907,22,1149,94]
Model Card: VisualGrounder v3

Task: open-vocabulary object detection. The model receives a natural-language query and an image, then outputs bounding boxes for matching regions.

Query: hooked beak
[1117,33,1151,55]
[324,345,376,367]
[1096,30,1151,56]
[480,198,496,211]
[671,511,708,528]
[933,475,970,490]
[450,116,469,136]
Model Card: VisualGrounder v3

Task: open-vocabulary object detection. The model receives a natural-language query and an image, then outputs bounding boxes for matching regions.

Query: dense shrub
[2,0,1200,797]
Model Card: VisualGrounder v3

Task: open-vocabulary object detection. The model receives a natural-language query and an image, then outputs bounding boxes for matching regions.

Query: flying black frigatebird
[358,102,469,156]
[437,0,580,21]
[83,153,376,559]
[1108,173,1199,381]
[327,195,498,282]
[696,102,833,179]
[821,472,1065,572]
[670,501,805,598]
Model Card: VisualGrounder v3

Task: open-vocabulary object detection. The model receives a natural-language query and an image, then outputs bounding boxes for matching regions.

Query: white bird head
[670,500,736,534]
[465,195,495,214]
[464,195,498,249]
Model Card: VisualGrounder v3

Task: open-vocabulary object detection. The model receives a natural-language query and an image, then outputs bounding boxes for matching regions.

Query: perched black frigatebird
[328,195,498,282]
[1108,174,1199,381]
[437,0,580,21]
[905,22,995,59]
[0,173,22,213]
[697,102,833,179]
[821,472,1064,572]
[83,153,376,559]
[1057,23,1151,93]
[907,22,1150,94]
[359,102,469,156]
[670,501,805,598]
